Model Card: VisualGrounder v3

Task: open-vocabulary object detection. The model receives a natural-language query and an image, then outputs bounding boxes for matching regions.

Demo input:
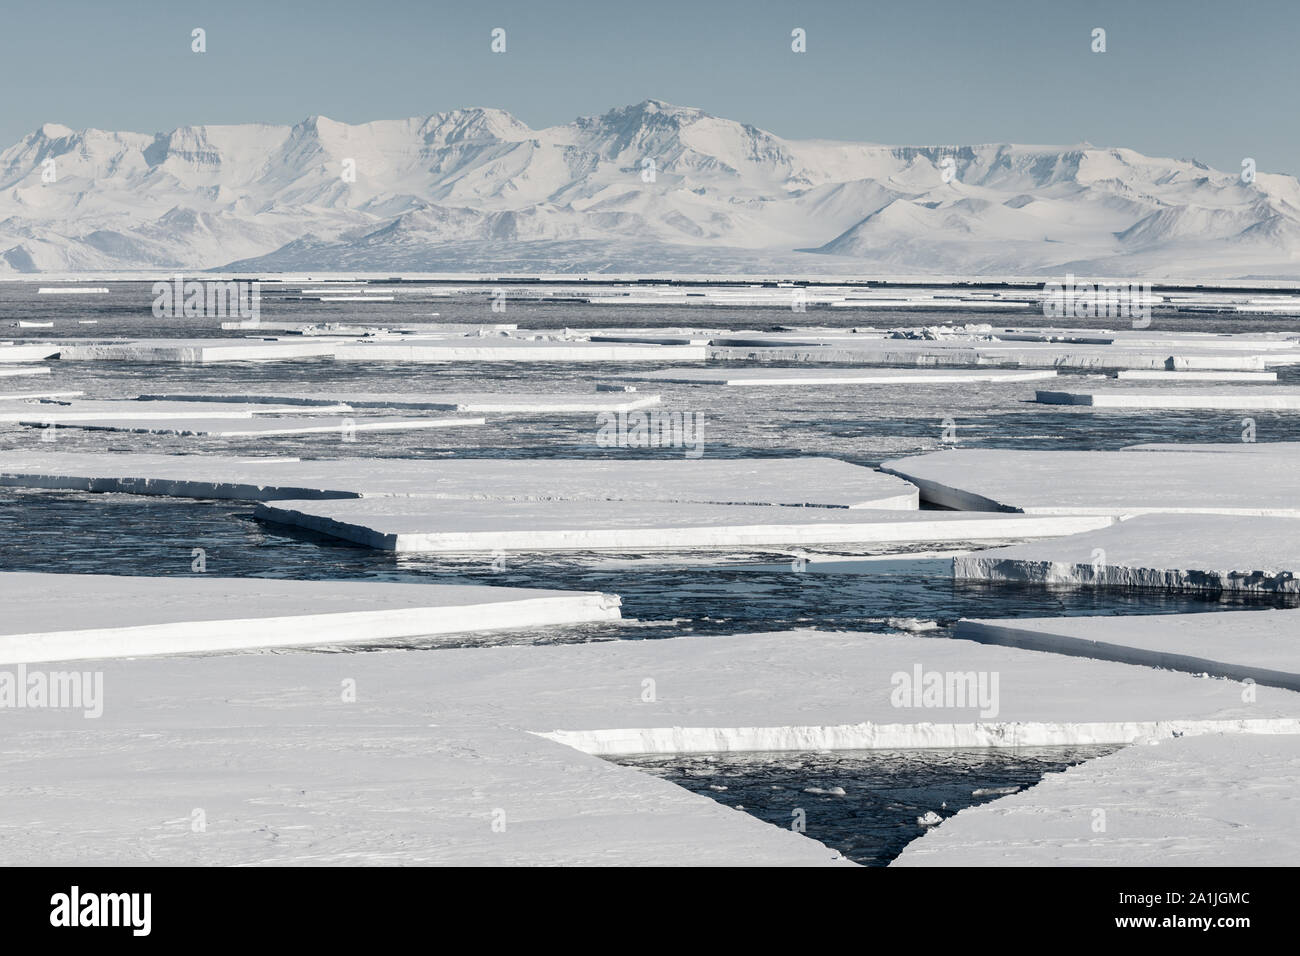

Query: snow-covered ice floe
[136,390,663,413]
[953,607,1300,690]
[26,416,485,437]
[0,452,917,507]
[53,338,341,362]
[0,399,352,422]
[606,367,1060,386]
[953,513,1300,592]
[0,391,83,402]
[708,338,1284,371]
[254,498,1114,552]
[0,344,60,362]
[1116,370,1278,381]
[0,366,52,378]
[881,448,1300,516]
[220,321,512,333]
[1036,387,1300,409]
[0,629,1294,865]
[1123,440,1300,455]
[0,572,621,663]
[892,733,1300,866]
[332,340,708,362]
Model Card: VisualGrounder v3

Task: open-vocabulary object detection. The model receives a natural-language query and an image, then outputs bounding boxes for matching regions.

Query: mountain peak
[37,122,74,140]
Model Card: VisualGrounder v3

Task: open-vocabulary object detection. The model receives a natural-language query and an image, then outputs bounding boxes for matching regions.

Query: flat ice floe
[136,390,663,413]
[53,338,340,362]
[254,498,1114,552]
[1036,386,1300,409]
[0,399,352,422]
[881,448,1300,515]
[0,630,1293,864]
[0,391,83,402]
[0,344,60,362]
[953,607,1300,689]
[56,338,342,361]
[1116,369,1278,381]
[893,733,1300,866]
[27,416,485,437]
[607,367,1060,386]
[953,513,1300,592]
[0,451,917,508]
[708,338,1282,371]
[1123,440,1300,455]
[0,572,621,663]
[332,340,708,362]
[220,321,514,333]
[0,366,52,378]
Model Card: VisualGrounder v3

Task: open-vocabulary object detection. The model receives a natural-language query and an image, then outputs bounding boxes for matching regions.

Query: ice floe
[894,733,1300,866]
[0,629,1293,864]
[136,390,663,413]
[1036,387,1300,409]
[0,451,917,507]
[253,498,1113,552]
[953,513,1300,592]
[607,368,1060,386]
[0,572,621,663]
[954,607,1300,690]
[26,416,485,437]
[882,448,1300,515]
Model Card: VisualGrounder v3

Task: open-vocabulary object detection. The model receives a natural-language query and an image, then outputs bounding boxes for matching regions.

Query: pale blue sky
[3,0,1296,174]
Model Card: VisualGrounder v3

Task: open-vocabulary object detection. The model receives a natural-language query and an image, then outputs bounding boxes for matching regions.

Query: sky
[2,0,1297,175]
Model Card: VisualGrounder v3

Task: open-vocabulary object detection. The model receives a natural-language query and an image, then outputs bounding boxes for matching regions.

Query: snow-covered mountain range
[3,99,1299,277]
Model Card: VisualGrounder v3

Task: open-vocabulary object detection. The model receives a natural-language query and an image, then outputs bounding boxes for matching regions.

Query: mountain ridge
[3,99,1298,277]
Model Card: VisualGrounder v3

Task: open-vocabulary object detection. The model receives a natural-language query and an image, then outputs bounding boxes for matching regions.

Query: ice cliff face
[3,99,1298,276]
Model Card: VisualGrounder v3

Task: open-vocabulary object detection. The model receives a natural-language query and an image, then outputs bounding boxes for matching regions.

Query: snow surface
[893,733,1300,866]
[882,448,1300,515]
[0,629,1294,864]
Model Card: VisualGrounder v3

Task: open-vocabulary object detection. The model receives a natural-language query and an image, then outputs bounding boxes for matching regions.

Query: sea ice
[953,513,1300,592]
[253,498,1114,552]
[881,448,1300,515]
[0,452,917,508]
[954,606,1300,690]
